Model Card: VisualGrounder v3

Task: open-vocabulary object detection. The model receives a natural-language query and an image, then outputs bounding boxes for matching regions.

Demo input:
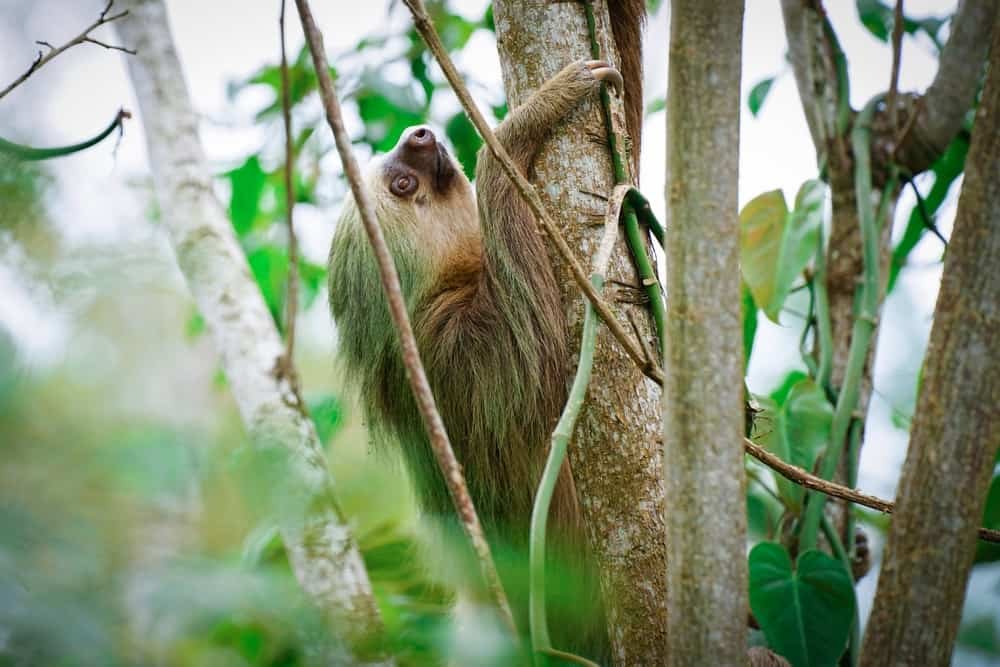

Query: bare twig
[83,36,136,54]
[887,0,905,128]
[400,0,664,387]
[743,438,1000,543]
[274,0,305,412]
[293,0,517,636]
[0,0,134,100]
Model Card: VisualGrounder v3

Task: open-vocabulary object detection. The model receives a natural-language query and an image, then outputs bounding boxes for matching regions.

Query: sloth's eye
[390,174,417,197]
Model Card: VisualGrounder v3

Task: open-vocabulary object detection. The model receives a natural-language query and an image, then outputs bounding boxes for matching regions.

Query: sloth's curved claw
[584,59,623,96]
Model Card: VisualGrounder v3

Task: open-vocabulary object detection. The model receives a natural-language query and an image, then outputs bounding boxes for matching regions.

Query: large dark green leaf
[748,76,776,117]
[749,543,855,667]
[740,180,825,323]
[757,378,833,510]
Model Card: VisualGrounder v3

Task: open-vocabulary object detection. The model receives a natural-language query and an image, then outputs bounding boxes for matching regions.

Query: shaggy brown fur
[610,0,646,176]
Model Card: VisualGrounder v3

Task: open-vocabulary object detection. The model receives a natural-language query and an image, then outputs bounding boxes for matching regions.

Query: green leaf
[749,543,855,667]
[747,488,781,541]
[748,77,776,117]
[645,97,666,116]
[225,156,267,235]
[308,394,344,444]
[445,111,482,179]
[740,180,825,323]
[742,282,758,366]
[856,0,934,44]
[856,0,892,41]
[975,473,1000,563]
[757,378,833,510]
[247,244,289,327]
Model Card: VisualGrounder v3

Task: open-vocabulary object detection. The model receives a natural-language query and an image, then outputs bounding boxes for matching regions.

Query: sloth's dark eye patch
[390,174,417,197]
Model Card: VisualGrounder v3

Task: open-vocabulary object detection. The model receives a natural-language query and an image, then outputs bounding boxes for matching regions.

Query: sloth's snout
[403,126,437,152]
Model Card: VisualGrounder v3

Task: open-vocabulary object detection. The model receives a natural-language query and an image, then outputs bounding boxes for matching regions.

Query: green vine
[799,95,889,550]
[527,6,667,663]
[584,0,666,348]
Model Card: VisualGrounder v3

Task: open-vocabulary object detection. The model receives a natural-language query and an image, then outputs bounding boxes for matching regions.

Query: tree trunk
[492,2,666,663]
[116,1,387,661]
[663,1,748,664]
[860,17,1000,665]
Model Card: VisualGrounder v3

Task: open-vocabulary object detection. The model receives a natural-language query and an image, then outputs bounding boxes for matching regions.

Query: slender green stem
[0,108,130,161]
[623,205,666,346]
[799,96,883,550]
[626,187,665,246]
[822,516,860,667]
[583,0,665,353]
[529,275,602,663]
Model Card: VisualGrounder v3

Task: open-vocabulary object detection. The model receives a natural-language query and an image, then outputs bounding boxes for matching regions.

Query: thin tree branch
[0,0,134,100]
[743,438,1000,543]
[400,0,664,388]
[274,0,304,411]
[83,36,137,55]
[293,0,517,636]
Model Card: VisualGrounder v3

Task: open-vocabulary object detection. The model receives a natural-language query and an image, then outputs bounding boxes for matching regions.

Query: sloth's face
[381,126,464,205]
[357,125,479,266]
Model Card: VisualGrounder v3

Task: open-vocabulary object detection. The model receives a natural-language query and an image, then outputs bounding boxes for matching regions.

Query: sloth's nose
[404,126,437,151]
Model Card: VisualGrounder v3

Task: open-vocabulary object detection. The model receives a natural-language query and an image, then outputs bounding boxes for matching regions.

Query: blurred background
[1,0,997,664]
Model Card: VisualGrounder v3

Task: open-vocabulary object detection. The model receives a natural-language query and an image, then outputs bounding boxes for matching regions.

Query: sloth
[328,58,630,658]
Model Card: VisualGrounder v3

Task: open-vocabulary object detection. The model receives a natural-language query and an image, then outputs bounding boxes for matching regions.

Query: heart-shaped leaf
[740,181,825,323]
[749,543,855,667]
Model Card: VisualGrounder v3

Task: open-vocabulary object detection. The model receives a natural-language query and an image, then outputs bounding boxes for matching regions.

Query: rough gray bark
[492,2,667,664]
[116,1,386,660]
[860,17,1000,665]
[663,1,748,665]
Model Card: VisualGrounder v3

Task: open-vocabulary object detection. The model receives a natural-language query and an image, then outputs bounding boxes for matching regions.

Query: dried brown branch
[0,0,134,100]
[274,0,304,412]
[400,0,664,388]
[293,0,517,636]
[743,438,1000,543]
